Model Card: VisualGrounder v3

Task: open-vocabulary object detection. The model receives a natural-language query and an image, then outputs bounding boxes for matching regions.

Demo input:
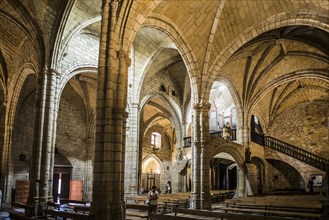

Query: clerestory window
[151,132,161,149]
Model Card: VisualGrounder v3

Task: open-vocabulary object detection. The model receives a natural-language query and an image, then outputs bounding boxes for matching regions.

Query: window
[160,85,166,92]
[151,132,161,149]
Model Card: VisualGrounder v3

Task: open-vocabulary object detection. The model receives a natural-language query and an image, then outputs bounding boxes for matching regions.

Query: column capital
[42,67,59,76]
[117,50,131,67]
[49,68,60,76]
[131,103,140,109]
[43,66,49,75]
[193,103,211,111]
[113,107,129,118]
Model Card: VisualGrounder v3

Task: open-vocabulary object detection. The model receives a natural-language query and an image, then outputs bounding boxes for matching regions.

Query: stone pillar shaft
[245,163,257,195]
[39,70,57,200]
[28,69,47,209]
[1,125,13,204]
[28,67,59,215]
[191,104,201,209]
[92,1,130,218]
[200,103,211,210]
[191,103,211,209]
[124,103,139,196]
[238,167,245,197]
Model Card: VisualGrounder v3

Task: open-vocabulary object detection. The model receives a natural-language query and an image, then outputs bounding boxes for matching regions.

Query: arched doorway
[141,155,164,194]
[53,148,73,202]
[210,153,237,190]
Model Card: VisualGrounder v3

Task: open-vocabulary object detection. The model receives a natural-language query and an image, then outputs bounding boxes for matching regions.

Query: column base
[191,192,201,209]
[91,201,125,220]
[31,196,52,216]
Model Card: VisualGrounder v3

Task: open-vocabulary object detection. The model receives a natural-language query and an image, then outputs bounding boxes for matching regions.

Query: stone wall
[12,91,35,183]
[141,70,180,106]
[269,100,329,158]
[56,94,87,182]
[266,159,304,191]
[142,125,173,192]
[262,100,328,192]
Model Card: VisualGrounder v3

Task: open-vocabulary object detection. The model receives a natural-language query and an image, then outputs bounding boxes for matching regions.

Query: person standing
[147,186,159,215]
[222,122,231,140]
[165,181,172,194]
[307,176,316,192]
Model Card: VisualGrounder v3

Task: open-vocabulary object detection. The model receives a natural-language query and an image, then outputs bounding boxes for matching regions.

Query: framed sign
[313,174,323,187]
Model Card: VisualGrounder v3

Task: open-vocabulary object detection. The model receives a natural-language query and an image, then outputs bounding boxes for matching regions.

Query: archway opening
[210,153,237,191]
[209,82,237,141]
[141,155,163,194]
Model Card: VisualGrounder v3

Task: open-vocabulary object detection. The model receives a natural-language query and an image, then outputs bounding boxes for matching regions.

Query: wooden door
[15,180,29,204]
[69,180,83,200]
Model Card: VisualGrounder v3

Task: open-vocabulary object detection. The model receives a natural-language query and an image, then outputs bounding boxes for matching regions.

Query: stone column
[28,67,59,214]
[116,50,130,220]
[191,104,201,209]
[200,103,211,210]
[239,111,250,198]
[83,136,94,201]
[28,68,47,211]
[1,125,14,204]
[237,167,245,197]
[210,165,215,190]
[48,72,60,200]
[39,69,58,201]
[91,3,130,214]
[124,102,140,196]
[92,0,111,217]
[245,163,257,195]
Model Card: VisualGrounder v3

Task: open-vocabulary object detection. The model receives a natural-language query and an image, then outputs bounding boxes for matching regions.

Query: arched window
[151,132,161,149]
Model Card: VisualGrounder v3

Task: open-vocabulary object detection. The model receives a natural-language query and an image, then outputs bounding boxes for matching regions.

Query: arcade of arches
[0,0,328,219]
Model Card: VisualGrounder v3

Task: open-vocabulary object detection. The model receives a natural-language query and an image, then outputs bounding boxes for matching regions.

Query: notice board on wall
[69,180,83,200]
[15,180,29,204]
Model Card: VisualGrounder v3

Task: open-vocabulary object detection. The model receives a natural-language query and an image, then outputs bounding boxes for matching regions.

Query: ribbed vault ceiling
[1,0,328,141]
[221,26,329,126]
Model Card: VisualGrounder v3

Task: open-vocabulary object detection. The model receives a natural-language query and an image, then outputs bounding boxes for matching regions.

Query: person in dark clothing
[165,181,172,194]
[307,176,316,192]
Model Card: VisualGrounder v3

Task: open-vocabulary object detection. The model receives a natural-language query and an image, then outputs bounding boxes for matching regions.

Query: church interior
[0,0,328,219]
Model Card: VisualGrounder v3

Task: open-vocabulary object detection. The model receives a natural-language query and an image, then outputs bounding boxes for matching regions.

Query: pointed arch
[205,11,329,103]
[142,154,164,174]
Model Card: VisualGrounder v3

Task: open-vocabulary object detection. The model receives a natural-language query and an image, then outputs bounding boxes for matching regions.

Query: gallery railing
[183,128,237,148]
[264,135,329,171]
[250,132,329,171]
[184,130,328,171]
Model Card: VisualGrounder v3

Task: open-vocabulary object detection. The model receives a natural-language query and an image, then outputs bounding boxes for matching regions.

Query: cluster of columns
[28,67,59,215]
[90,2,131,218]
[91,50,130,219]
